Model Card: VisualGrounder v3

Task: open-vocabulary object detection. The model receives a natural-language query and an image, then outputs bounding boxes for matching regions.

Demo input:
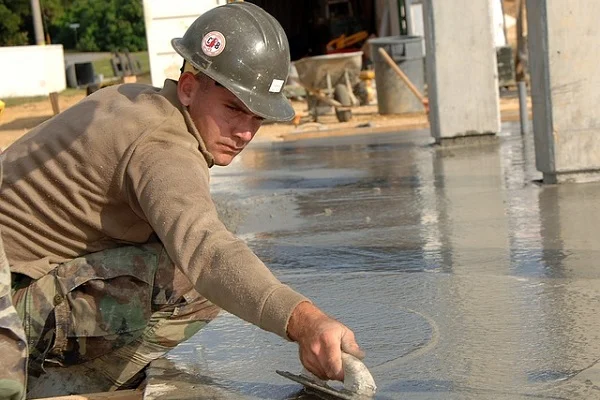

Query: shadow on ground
[0,116,52,131]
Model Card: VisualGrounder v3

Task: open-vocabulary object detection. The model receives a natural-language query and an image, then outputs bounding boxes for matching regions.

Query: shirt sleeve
[124,133,308,339]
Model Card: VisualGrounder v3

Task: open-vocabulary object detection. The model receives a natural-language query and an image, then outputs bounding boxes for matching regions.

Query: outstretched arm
[286,301,364,381]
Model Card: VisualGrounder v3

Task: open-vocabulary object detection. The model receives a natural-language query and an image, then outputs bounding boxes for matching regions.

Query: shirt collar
[160,79,215,168]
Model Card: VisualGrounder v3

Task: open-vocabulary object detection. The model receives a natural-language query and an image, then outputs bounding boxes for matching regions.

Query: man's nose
[234,128,254,143]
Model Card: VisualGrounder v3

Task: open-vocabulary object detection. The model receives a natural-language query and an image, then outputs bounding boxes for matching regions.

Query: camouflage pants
[0,158,28,400]
[0,233,27,400]
[11,242,220,393]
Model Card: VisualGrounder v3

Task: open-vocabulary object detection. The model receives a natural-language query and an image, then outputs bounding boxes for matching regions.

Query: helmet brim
[172,38,295,122]
[227,83,296,123]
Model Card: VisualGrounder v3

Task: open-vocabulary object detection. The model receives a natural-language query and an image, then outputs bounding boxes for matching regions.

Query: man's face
[179,73,264,166]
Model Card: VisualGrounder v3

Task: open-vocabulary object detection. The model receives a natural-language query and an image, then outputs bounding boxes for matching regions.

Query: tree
[52,0,146,51]
[0,0,146,51]
[41,0,70,44]
[0,0,31,46]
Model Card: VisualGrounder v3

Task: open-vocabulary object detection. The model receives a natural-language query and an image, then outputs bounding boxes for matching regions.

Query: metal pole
[518,80,528,134]
[30,0,45,45]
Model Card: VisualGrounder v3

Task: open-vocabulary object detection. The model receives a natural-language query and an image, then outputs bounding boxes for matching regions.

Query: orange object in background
[326,31,369,54]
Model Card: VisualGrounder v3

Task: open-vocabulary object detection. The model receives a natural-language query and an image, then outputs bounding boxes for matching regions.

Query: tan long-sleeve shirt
[0,80,307,339]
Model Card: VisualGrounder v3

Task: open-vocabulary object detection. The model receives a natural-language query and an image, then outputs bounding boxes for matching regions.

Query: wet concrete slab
[147,125,600,399]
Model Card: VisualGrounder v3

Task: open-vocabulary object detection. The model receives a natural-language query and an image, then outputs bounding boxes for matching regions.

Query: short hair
[180,60,213,91]
[180,60,198,75]
[180,60,225,91]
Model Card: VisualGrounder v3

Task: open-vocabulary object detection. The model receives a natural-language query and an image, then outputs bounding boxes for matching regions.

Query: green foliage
[0,0,31,46]
[53,0,147,51]
[0,0,147,51]
[42,0,69,41]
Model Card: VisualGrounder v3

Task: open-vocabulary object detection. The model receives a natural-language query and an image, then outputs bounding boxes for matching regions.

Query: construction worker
[0,2,363,395]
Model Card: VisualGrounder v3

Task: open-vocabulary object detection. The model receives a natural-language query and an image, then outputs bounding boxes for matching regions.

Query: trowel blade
[276,370,365,400]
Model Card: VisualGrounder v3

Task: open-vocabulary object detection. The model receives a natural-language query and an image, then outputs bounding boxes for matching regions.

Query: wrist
[286,301,325,342]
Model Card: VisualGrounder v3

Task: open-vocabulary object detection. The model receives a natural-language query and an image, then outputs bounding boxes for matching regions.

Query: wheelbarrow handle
[304,86,345,108]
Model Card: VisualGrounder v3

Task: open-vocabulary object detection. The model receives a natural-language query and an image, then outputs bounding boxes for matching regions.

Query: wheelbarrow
[293,51,363,122]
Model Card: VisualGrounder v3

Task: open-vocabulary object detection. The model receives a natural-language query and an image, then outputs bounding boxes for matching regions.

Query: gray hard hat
[171,2,294,122]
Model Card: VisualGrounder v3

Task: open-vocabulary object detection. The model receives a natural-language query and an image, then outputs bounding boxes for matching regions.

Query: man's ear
[177,72,197,106]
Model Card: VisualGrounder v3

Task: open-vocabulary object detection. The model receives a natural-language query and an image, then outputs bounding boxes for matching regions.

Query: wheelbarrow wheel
[334,84,352,106]
[335,108,352,122]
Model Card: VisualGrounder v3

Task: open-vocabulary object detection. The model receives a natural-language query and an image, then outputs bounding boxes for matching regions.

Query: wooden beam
[49,92,60,115]
[32,389,143,400]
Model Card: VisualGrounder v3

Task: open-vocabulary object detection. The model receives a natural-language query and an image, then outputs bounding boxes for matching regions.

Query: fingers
[300,330,360,381]
[300,345,330,381]
[321,335,343,381]
[341,331,365,360]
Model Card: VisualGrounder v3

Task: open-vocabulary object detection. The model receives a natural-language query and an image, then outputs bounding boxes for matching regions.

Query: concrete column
[527,1,600,184]
[422,0,501,143]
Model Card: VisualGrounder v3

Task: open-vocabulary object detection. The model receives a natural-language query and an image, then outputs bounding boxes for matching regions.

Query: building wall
[0,45,66,98]
[143,0,226,87]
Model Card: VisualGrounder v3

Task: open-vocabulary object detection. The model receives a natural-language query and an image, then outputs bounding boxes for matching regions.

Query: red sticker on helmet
[201,31,226,57]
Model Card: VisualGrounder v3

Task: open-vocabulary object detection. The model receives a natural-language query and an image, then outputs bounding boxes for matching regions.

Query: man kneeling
[0,2,364,396]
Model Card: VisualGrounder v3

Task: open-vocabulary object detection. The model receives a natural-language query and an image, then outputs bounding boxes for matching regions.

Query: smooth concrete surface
[526,1,600,184]
[0,45,66,98]
[145,124,600,399]
[422,0,501,142]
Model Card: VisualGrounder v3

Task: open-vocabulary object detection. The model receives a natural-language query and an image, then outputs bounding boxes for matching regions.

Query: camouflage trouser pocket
[13,245,160,368]
[12,273,59,374]
[53,245,160,365]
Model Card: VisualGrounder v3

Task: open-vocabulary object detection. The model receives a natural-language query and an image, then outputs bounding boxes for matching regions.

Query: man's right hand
[286,301,364,382]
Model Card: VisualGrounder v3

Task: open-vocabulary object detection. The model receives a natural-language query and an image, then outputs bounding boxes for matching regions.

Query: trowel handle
[341,352,377,396]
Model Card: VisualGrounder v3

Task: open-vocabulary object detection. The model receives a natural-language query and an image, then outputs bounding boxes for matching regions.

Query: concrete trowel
[277,352,377,400]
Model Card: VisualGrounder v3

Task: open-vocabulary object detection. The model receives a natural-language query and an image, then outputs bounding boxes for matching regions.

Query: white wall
[410,2,424,37]
[409,2,425,54]
[143,0,227,88]
[0,45,66,98]
[490,0,507,47]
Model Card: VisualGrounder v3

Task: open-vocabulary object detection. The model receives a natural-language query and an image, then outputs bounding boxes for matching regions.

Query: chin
[213,154,236,166]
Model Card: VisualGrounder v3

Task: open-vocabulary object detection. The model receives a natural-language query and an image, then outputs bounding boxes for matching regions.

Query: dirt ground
[0,89,526,151]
